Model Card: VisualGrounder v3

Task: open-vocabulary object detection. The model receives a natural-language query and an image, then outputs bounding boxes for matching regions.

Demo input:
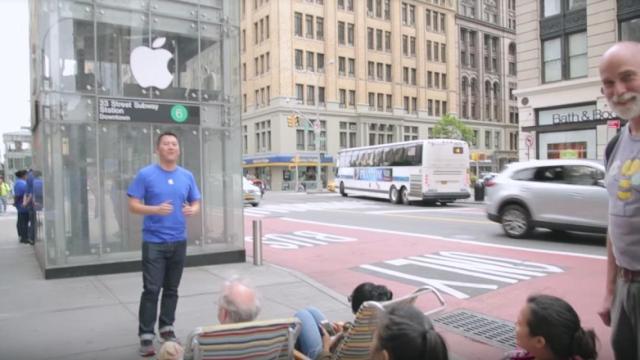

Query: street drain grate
[433,310,516,350]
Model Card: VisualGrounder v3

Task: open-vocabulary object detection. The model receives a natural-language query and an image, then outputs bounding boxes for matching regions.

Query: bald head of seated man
[217,277,261,324]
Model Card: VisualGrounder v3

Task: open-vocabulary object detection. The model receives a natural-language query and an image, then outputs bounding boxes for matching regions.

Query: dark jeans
[138,240,187,338]
[16,212,29,241]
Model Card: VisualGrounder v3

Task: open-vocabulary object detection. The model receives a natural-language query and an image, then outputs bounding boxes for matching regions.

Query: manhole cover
[433,310,516,350]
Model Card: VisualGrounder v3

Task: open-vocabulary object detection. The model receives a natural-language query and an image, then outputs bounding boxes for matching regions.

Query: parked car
[243,177,261,207]
[486,159,607,238]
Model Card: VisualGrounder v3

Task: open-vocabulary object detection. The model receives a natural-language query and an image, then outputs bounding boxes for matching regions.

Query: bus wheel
[400,187,410,205]
[339,182,347,197]
[389,186,400,204]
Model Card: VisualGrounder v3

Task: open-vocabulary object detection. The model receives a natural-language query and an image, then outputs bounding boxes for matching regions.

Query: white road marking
[280,217,606,260]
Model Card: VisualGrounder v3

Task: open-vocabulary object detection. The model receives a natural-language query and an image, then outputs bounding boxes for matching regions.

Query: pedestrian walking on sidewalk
[598,41,640,360]
[13,170,29,243]
[0,175,11,214]
[128,131,201,357]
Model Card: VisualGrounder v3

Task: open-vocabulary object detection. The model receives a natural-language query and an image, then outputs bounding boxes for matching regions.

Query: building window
[485,131,491,149]
[338,56,346,76]
[338,22,345,45]
[621,18,640,41]
[376,29,383,51]
[295,83,304,102]
[340,122,357,148]
[296,130,305,150]
[543,32,587,83]
[318,87,325,104]
[317,53,324,72]
[385,31,391,52]
[568,32,587,78]
[316,17,324,40]
[377,93,384,111]
[294,13,303,36]
[306,51,315,72]
[543,0,561,17]
[348,90,356,107]
[385,64,392,82]
[348,23,355,45]
[410,37,416,56]
[368,61,375,80]
[543,38,562,82]
[348,58,355,77]
[369,92,375,109]
[307,85,315,105]
[403,96,410,113]
[368,27,374,49]
[305,15,314,38]
[386,94,392,112]
[404,126,419,141]
[339,89,347,107]
[377,62,384,81]
[427,99,433,116]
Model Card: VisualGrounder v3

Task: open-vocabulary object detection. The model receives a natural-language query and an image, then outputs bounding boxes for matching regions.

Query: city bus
[336,139,471,204]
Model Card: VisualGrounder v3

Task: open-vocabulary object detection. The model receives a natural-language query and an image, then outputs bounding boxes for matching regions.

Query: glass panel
[41,2,96,94]
[621,18,640,42]
[151,0,199,19]
[95,6,149,98]
[151,16,200,101]
[200,24,225,102]
[544,38,561,82]
[43,120,98,264]
[568,0,586,11]
[202,127,243,249]
[99,123,151,255]
[544,0,561,17]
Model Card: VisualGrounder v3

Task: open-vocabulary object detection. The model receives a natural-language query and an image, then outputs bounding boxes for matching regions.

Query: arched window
[470,78,478,119]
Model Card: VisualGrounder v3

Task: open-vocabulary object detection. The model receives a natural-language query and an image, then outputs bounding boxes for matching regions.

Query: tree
[432,114,475,145]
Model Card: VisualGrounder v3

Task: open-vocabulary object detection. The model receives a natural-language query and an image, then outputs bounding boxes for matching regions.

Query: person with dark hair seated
[293,282,393,359]
[505,294,598,360]
[369,303,448,360]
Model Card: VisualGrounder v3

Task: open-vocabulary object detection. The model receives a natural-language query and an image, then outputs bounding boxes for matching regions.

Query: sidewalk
[0,215,352,360]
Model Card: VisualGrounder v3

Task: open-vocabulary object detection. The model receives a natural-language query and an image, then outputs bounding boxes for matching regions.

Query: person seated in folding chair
[293,282,393,359]
[317,303,449,360]
[217,277,261,324]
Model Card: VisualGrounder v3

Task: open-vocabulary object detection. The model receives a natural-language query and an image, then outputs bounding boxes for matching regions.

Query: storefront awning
[242,153,334,168]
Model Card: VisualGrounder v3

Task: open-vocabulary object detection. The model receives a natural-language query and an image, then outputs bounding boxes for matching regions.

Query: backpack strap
[605,132,620,170]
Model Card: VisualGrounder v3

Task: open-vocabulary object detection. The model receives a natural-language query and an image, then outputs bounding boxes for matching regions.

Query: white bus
[336,139,471,204]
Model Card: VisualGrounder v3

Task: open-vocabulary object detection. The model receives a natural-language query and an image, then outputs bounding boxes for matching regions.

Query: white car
[486,159,608,238]
[243,177,261,207]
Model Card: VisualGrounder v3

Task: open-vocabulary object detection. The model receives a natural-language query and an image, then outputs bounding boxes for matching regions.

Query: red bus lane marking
[244,217,611,359]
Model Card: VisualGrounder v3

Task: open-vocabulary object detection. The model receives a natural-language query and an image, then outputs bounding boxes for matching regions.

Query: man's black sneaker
[139,339,155,357]
[159,330,179,343]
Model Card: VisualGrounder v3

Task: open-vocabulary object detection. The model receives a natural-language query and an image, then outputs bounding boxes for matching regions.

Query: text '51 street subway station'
[29,0,244,278]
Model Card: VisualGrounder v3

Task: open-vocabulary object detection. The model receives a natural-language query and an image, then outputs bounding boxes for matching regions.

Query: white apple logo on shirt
[130,37,174,89]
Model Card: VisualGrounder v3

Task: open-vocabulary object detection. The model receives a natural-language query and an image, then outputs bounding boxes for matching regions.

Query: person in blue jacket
[127,132,201,357]
[13,170,29,244]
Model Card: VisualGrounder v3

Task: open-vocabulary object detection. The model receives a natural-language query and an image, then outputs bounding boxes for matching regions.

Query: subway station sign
[98,98,200,125]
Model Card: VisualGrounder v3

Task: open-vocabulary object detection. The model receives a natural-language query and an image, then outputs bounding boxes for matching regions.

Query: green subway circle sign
[170,104,189,123]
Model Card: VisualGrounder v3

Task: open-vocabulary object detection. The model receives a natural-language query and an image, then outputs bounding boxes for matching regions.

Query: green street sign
[170,104,189,123]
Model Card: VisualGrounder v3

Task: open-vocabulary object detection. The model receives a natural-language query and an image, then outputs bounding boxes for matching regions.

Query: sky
[0,0,30,162]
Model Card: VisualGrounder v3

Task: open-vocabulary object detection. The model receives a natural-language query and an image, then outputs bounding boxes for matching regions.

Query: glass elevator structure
[29,0,243,278]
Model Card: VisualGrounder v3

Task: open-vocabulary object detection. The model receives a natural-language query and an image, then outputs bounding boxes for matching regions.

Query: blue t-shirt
[127,164,201,243]
[13,179,28,213]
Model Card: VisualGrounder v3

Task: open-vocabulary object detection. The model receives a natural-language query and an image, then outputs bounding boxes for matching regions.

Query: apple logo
[130,37,174,89]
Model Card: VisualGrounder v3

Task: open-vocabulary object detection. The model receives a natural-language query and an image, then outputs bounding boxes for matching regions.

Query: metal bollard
[252,219,263,266]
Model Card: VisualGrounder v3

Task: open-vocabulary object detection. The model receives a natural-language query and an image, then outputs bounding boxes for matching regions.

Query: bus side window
[391,147,405,166]
[374,149,383,167]
[383,148,393,166]
[414,144,423,166]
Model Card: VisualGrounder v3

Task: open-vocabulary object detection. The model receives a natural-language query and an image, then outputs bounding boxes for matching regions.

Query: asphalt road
[245,191,607,257]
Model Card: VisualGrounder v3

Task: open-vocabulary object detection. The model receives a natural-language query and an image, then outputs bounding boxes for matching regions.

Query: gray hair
[219,277,261,323]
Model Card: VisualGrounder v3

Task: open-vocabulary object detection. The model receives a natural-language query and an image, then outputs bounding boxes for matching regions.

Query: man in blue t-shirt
[128,131,201,357]
[13,170,29,244]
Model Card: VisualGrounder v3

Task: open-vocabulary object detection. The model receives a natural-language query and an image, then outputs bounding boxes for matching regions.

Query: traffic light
[287,114,298,127]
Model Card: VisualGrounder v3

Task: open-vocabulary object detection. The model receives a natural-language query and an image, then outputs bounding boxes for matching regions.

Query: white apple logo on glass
[130,37,174,89]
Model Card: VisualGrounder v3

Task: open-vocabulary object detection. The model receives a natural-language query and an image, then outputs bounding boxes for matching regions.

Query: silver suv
[486,160,608,238]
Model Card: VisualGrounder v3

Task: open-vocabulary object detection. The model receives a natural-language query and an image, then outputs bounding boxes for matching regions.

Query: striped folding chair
[330,285,446,360]
[184,318,302,360]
